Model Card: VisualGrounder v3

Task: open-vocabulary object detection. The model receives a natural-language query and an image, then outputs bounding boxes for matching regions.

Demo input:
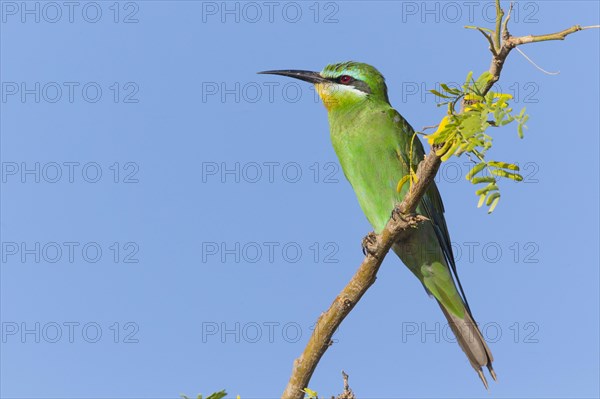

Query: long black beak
[257,70,329,84]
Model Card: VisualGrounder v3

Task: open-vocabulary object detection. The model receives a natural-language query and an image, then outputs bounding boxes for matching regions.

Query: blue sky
[1,1,599,398]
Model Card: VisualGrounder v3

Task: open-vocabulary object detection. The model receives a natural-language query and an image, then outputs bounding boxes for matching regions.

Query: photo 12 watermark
[201,80,315,104]
[2,321,140,344]
[433,160,540,185]
[1,161,140,184]
[201,161,340,184]
[401,321,540,344]
[1,82,140,104]
[395,241,540,264]
[201,321,341,344]
[399,1,540,24]
[398,81,540,104]
[1,2,140,24]
[200,1,340,24]
[201,241,340,264]
[1,241,140,264]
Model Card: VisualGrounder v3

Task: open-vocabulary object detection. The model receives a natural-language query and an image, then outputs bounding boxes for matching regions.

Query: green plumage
[260,61,496,388]
[327,87,467,316]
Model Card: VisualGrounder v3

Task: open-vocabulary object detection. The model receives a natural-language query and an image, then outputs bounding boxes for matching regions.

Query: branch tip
[501,2,513,40]
[493,0,504,51]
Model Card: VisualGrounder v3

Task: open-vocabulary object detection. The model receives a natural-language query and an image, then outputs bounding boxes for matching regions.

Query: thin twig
[515,47,560,75]
[508,24,596,46]
[493,0,504,52]
[335,371,355,399]
[477,28,498,56]
[501,2,514,40]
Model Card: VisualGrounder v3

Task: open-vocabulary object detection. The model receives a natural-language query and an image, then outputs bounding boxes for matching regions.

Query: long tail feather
[438,301,495,389]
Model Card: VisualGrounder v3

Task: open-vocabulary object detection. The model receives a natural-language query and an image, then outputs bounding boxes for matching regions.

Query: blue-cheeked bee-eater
[259,62,496,388]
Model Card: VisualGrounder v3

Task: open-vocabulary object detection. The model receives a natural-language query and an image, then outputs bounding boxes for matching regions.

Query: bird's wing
[389,109,473,315]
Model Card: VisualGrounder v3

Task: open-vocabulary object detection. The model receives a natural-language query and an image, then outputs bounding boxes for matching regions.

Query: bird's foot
[391,207,428,228]
[361,232,379,258]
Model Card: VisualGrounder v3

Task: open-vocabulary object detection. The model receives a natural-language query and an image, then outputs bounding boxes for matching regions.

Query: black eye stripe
[326,75,371,95]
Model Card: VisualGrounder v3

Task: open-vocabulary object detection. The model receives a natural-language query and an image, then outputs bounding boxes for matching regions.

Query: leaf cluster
[424,71,529,212]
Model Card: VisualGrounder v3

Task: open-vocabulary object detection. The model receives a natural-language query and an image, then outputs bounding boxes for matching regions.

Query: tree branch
[281,3,596,397]
[483,2,598,94]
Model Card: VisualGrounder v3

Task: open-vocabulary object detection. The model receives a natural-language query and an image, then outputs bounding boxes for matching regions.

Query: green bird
[259,62,496,388]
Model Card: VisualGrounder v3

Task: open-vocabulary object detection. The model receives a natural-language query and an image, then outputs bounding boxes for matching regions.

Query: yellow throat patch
[315,82,366,111]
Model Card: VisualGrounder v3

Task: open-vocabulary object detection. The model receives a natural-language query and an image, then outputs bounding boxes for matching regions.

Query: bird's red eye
[339,75,353,84]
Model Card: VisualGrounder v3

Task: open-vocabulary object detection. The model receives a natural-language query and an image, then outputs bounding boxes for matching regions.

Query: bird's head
[258,61,390,111]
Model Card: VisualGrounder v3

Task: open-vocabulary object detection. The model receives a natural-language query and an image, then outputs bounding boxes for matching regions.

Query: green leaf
[488,161,520,171]
[517,122,524,138]
[498,115,514,126]
[517,114,529,139]
[435,138,455,157]
[461,113,486,135]
[477,193,487,208]
[486,191,500,206]
[471,176,496,184]
[206,391,227,399]
[303,388,319,399]
[475,184,498,196]
[441,140,462,162]
[440,83,461,95]
[464,139,481,152]
[491,169,523,181]
[463,71,474,90]
[487,193,501,213]
[429,89,453,99]
[466,162,487,180]
[493,105,502,122]
[473,71,493,93]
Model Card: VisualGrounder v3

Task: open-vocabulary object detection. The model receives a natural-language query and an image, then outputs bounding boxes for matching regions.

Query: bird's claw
[390,206,405,223]
[361,232,379,257]
[391,207,428,228]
